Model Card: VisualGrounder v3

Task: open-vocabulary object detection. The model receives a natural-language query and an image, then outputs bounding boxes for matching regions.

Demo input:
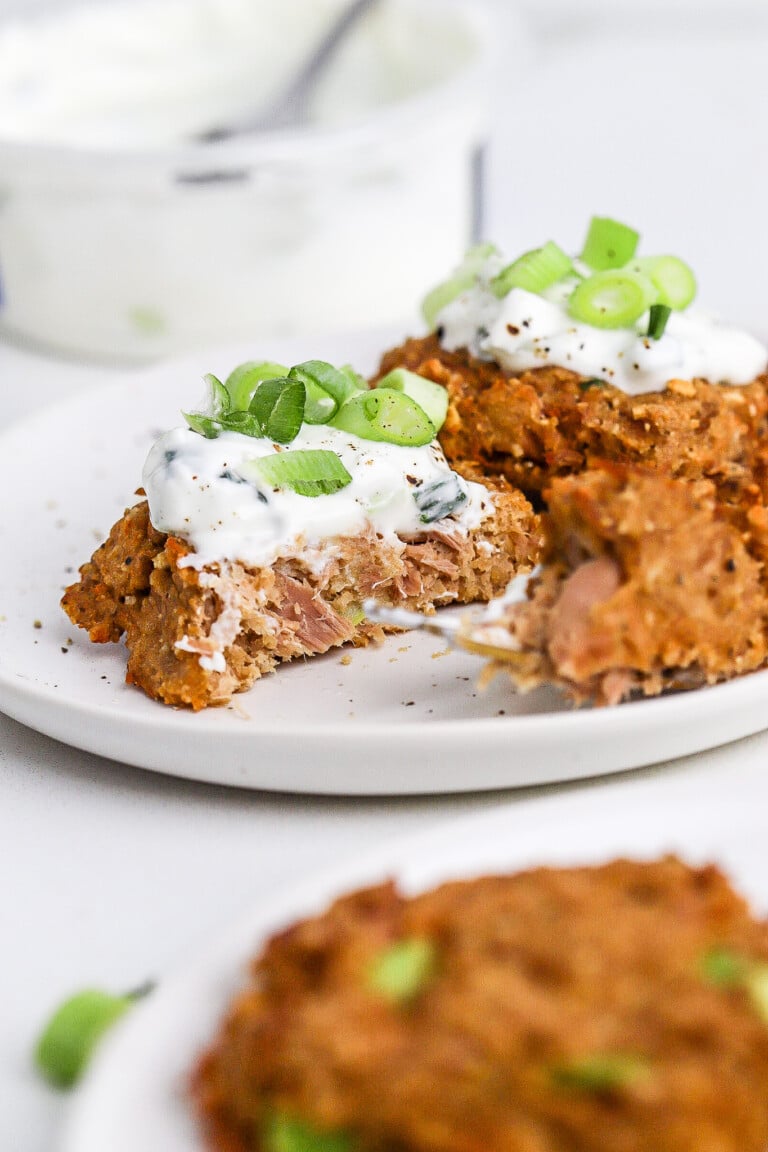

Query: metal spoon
[198,0,382,142]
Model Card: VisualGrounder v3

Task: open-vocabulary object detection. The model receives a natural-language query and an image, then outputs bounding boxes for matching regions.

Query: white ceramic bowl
[0,0,507,361]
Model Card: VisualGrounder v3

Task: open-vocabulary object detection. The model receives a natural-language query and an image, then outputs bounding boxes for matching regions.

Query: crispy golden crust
[376,336,768,507]
[61,475,541,710]
[192,857,768,1152]
[489,463,768,704]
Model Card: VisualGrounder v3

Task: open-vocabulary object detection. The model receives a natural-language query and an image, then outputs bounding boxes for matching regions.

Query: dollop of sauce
[437,258,767,395]
[142,423,491,573]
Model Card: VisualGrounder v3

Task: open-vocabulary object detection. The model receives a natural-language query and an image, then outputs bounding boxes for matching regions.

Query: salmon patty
[193,856,768,1152]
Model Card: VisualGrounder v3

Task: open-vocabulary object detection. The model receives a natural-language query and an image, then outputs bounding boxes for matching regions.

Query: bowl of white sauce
[0,0,503,361]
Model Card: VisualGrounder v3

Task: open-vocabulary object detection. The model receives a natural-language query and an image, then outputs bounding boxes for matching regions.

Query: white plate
[62,769,768,1152]
[2,330,768,795]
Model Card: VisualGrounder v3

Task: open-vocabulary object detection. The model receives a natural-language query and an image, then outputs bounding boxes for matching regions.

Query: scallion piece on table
[568,270,657,329]
[246,449,352,497]
[631,255,697,310]
[375,368,449,432]
[490,241,573,299]
[249,377,306,444]
[34,984,151,1088]
[289,360,362,408]
[331,390,435,447]
[646,303,672,340]
[224,361,290,411]
[368,937,437,1004]
[580,216,640,270]
[265,1114,352,1152]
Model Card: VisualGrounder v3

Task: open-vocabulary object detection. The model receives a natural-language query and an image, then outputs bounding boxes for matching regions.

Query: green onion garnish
[265,1114,352,1152]
[303,379,338,425]
[551,1054,650,1093]
[368,937,436,1004]
[647,303,672,340]
[245,449,352,497]
[700,947,768,1021]
[34,984,152,1089]
[421,242,499,329]
[490,240,573,299]
[577,377,608,392]
[568,269,657,329]
[249,377,306,444]
[580,216,640,270]
[289,360,362,408]
[224,361,289,411]
[183,411,221,438]
[376,368,449,433]
[331,390,436,448]
[414,475,468,523]
[202,373,230,418]
[631,255,697,311]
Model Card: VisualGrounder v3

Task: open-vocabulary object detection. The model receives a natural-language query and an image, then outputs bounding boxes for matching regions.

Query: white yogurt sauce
[0,0,474,148]
[438,265,767,396]
[142,424,492,573]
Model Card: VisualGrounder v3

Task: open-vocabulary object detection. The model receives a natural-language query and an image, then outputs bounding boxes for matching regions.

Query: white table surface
[5,13,768,1151]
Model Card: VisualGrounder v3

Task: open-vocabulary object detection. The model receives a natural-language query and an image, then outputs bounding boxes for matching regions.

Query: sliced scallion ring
[202,373,230,418]
[568,269,657,329]
[490,241,573,299]
[580,216,640,270]
[646,303,672,340]
[630,255,697,310]
[331,390,436,447]
[224,361,289,411]
[183,411,221,438]
[421,242,500,329]
[219,409,264,438]
[303,380,338,425]
[375,368,449,432]
[265,1114,352,1152]
[249,378,306,444]
[368,938,437,1004]
[245,449,352,497]
[289,361,361,408]
[34,986,151,1088]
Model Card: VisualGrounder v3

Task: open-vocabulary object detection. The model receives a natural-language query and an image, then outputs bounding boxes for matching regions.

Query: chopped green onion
[34,985,151,1088]
[580,216,640,270]
[376,368,449,432]
[368,938,436,1004]
[249,378,306,444]
[289,361,362,408]
[421,242,500,329]
[700,947,751,987]
[224,361,289,411]
[219,410,264,438]
[202,373,230,418]
[331,390,435,447]
[490,241,573,299]
[414,475,468,523]
[265,1114,352,1152]
[647,303,672,340]
[551,1054,650,1093]
[183,411,221,438]
[303,380,338,425]
[568,270,657,329]
[700,947,768,1022]
[577,377,609,392]
[245,449,352,497]
[631,255,697,311]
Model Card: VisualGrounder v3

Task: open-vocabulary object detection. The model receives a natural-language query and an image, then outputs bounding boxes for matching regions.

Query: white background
[5,3,768,1151]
